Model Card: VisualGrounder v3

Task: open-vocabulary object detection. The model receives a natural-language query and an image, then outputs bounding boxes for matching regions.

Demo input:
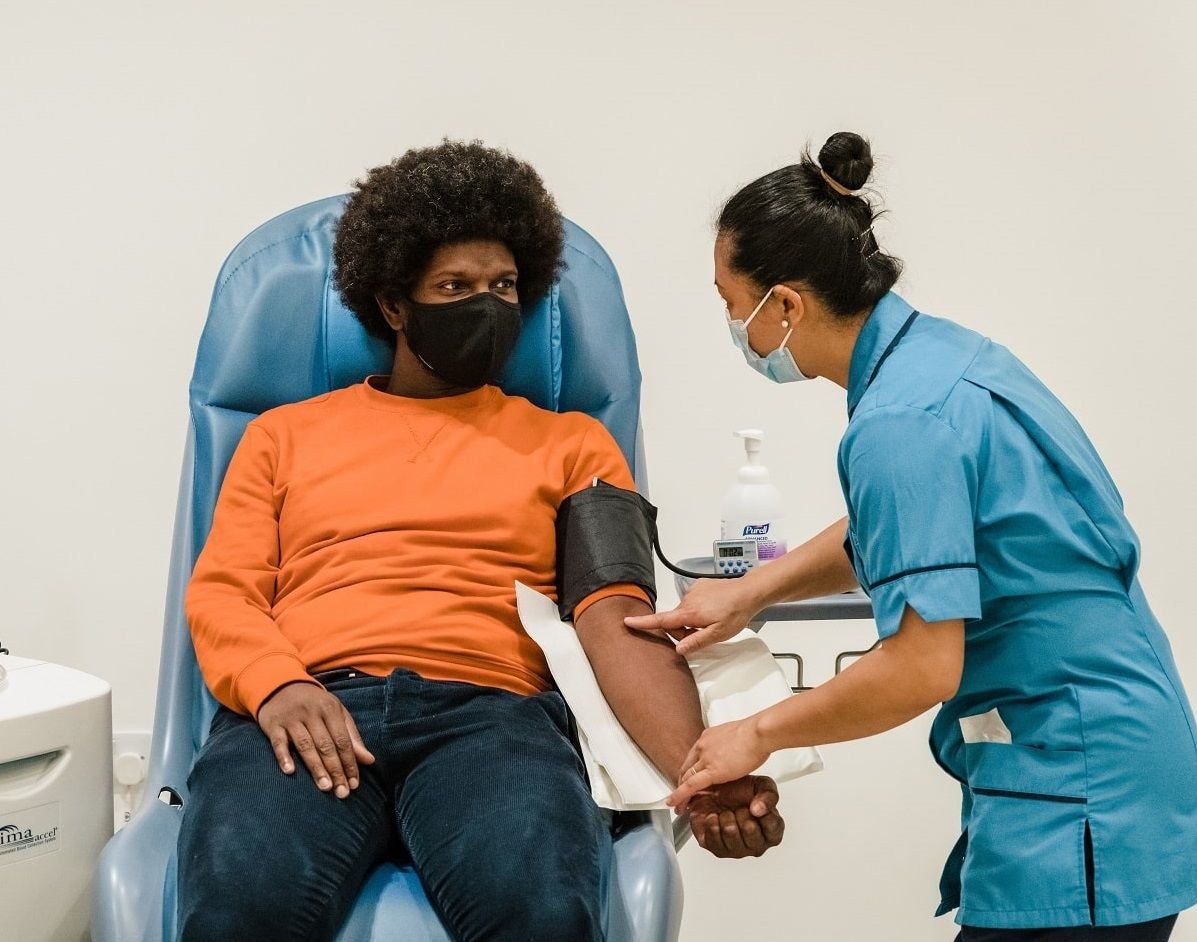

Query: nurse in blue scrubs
[627,131,1197,941]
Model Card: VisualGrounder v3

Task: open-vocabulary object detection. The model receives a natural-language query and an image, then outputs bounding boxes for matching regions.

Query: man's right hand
[256,681,376,799]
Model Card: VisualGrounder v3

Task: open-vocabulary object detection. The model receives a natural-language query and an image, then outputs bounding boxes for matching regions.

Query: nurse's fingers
[668,767,716,809]
[673,627,727,656]
[674,744,702,787]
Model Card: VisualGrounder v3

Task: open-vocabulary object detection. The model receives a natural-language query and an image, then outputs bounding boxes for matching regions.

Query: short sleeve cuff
[234,652,317,718]
[869,567,982,639]
[572,583,652,622]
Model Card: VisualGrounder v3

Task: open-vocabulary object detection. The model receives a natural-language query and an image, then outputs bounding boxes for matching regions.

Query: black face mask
[404,292,523,389]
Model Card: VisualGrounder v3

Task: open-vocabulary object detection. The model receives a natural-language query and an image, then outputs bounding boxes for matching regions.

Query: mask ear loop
[742,287,774,328]
[776,319,794,353]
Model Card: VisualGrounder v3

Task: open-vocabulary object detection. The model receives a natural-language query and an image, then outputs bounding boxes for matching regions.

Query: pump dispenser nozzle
[734,429,768,483]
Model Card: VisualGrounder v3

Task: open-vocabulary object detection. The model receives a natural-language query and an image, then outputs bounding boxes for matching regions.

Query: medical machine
[0,654,112,942]
[711,538,760,575]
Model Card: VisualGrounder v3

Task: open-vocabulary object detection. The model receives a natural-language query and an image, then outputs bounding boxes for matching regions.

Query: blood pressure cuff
[555,479,658,621]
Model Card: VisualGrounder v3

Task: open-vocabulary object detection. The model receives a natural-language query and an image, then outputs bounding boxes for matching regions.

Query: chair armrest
[609,815,684,942]
[92,795,184,942]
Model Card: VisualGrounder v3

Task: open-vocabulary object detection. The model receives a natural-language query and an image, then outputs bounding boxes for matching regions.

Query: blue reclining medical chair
[91,196,684,942]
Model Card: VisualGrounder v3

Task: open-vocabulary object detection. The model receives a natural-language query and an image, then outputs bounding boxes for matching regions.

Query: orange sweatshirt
[185,378,649,717]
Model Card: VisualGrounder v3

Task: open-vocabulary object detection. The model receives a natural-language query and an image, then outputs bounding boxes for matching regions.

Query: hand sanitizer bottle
[720,429,787,561]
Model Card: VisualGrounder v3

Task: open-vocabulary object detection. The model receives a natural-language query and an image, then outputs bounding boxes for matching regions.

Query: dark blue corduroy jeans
[176,669,611,941]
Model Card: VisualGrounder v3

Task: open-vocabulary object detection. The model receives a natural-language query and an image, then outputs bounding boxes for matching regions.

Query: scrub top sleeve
[843,406,982,639]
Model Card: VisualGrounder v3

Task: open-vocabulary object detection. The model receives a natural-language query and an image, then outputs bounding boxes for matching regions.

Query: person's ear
[375,294,406,334]
[773,285,806,327]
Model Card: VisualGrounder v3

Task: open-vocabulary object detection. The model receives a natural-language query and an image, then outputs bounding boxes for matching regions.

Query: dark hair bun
[818,131,874,192]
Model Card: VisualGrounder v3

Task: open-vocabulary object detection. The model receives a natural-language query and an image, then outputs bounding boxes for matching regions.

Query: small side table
[674,557,877,692]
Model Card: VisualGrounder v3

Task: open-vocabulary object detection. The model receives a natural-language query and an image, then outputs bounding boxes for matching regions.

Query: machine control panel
[712,538,760,576]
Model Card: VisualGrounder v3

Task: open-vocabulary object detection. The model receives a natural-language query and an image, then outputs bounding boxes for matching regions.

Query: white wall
[2,2,1194,938]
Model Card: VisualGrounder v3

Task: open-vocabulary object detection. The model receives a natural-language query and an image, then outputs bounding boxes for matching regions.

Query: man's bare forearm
[574,595,704,784]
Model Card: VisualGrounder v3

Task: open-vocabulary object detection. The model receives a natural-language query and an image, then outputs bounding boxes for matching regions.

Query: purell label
[757,540,787,561]
[742,523,770,536]
[0,801,60,867]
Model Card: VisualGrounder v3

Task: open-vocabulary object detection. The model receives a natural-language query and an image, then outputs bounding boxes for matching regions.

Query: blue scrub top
[838,292,1197,929]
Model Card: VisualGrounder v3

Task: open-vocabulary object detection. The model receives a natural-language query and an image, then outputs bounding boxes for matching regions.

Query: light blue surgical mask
[726,288,812,383]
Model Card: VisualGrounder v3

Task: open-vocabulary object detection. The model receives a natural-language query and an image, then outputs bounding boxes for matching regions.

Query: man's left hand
[687,775,784,858]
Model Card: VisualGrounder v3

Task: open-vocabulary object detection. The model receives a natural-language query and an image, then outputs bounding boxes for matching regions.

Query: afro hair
[332,139,566,342]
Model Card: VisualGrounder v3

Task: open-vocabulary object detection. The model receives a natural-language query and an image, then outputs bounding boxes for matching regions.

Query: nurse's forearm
[575,595,705,784]
[741,516,858,610]
[754,608,964,749]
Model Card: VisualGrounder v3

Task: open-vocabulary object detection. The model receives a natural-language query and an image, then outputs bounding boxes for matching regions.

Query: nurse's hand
[669,715,771,811]
[624,577,759,655]
[687,774,784,858]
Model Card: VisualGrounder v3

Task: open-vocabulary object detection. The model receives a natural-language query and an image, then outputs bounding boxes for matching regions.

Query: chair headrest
[190,195,642,465]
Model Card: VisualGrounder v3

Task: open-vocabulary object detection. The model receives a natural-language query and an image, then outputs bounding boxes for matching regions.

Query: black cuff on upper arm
[556,480,658,621]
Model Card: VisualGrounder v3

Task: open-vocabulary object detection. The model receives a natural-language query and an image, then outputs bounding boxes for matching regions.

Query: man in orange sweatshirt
[177,141,784,942]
